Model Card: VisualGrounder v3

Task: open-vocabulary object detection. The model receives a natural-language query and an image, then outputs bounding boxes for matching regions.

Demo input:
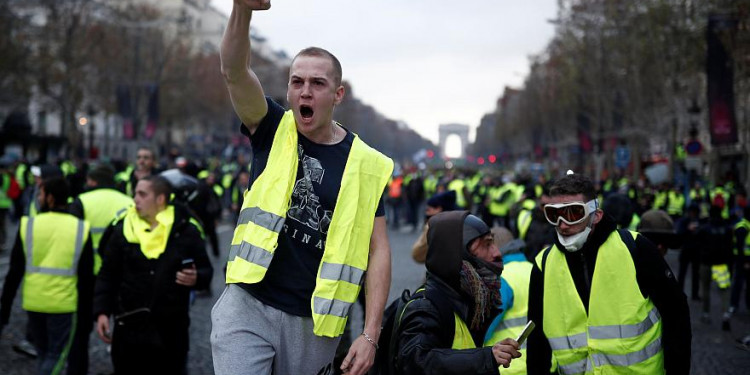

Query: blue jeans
[27,311,75,375]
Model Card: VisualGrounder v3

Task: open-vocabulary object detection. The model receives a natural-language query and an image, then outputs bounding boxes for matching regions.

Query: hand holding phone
[515,320,535,346]
[176,259,197,287]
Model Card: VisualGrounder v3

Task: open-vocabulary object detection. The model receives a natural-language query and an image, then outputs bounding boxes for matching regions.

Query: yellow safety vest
[225,111,393,337]
[535,230,664,374]
[652,192,667,210]
[20,213,90,313]
[711,264,731,289]
[485,261,533,375]
[666,191,685,216]
[452,313,476,349]
[517,209,533,240]
[448,179,467,208]
[734,220,750,256]
[79,188,134,274]
[489,186,510,216]
[711,188,730,219]
[628,214,641,232]
[0,174,11,209]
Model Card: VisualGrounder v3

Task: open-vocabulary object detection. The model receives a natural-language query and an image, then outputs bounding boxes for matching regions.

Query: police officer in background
[67,163,133,374]
[0,176,94,374]
[526,172,691,375]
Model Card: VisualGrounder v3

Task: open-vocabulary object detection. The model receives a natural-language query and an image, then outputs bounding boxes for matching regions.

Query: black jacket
[526,215,691,375]
[396,211,499,375]
[93,203,212,324]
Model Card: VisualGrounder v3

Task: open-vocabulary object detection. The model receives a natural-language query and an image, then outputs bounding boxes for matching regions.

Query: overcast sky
[211,1,558,144]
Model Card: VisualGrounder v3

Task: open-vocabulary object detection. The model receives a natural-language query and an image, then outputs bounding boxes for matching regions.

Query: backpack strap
[616,228,637,258]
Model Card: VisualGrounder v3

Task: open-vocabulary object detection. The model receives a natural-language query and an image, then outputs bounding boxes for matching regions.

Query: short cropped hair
[141,175,172,203]
[136,146,156,160]
[293,47,343,87]
[549,174,597,202]
[41,176,70,208]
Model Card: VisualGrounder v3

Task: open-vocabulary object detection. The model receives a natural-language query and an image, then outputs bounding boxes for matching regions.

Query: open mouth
[300,105,314,119]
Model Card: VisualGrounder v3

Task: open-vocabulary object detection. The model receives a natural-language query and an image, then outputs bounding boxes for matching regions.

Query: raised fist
[235,0,271,11]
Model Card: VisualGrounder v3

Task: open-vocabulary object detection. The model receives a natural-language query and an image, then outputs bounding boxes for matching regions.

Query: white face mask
[557,226,592,252]
[556,215,594,252]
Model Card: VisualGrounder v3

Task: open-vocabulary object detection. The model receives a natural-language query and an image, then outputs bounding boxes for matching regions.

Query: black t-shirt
[238,97,385,316]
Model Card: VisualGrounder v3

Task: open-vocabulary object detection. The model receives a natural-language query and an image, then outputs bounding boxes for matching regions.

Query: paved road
[1,219,749,374]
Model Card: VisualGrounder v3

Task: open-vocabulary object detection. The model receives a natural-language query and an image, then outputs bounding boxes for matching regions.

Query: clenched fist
[235,0,271,11]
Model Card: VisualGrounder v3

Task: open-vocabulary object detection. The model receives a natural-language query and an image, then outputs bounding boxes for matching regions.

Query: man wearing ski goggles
[526,172,691,375]
[543,193,603,252]
[543,199,600,226]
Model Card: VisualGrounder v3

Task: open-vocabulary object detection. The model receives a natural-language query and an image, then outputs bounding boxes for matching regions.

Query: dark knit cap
[638,209,682,249]
[462,214,490,250]
[426,190,457,211]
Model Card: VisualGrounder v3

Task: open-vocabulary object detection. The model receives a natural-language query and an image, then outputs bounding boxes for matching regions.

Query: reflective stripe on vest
[484,260,534,375]
[225,110,393,337]
[535,230,664,374]
[79,189,134,274]
[20,213,89,313]
[711,264,731,289]
[452,313,475,349]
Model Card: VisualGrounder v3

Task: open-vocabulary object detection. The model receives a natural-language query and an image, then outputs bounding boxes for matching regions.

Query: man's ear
[157,194,167,208]
[592,209,604,225]
[45,193,56,209]
[333,84,345,105]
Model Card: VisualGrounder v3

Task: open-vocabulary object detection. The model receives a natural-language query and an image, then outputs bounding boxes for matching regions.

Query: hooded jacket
[396,210,500,375]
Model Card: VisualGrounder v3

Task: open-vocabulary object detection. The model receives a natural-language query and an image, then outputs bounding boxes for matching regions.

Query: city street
[1,218,749,374]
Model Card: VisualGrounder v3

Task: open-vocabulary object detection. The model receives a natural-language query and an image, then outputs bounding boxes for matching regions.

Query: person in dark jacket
[523,182,556,260]
[526,173,691,375]
[695,205,733,330]
[396,211,520,375]
[93,176,212,375]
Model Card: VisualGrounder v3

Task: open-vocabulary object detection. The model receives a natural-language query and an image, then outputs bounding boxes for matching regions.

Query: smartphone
[515,320,535,346]
[181,258,195,269]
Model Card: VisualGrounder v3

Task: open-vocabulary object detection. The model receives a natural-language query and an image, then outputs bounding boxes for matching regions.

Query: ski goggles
[543,199,599,226]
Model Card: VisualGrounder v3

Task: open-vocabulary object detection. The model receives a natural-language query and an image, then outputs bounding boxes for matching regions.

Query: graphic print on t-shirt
[287,144,333,235]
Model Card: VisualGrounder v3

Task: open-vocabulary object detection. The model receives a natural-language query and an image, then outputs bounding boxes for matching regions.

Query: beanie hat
[462,214,490,250]
[491,226,514,249]
[426,190,457,211]
[638,209,682,249]
[499,239,526,256]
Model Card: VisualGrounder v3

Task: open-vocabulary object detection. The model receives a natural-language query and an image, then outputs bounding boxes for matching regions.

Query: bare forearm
[364,229,391,341]
[220,3,268,130]
[220,4,252,78]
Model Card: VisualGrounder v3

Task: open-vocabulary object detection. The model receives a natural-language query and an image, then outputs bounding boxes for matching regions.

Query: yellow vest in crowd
[78,188,134,273]
[20,213,90,313]
[734,219,750,256]
[452,313,475,349]
[225,111,393,337]
[535,230,664,375]
[485,260,533,375]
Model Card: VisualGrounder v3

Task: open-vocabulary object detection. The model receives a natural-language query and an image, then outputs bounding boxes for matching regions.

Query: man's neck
[299,120,340,145]
[135,169,151,178]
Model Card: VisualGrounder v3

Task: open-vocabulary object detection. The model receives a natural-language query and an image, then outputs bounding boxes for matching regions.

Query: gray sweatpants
[211,284,342,375]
